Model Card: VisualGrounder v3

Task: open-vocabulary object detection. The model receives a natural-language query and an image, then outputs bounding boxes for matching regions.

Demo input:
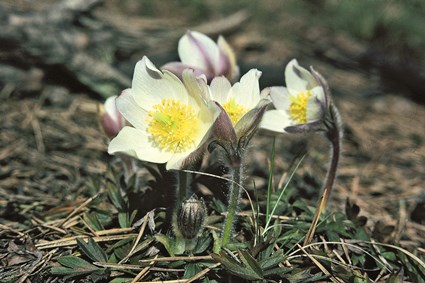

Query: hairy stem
[177,170,190,203]
[221,163,243,248]
[304,105,342,246]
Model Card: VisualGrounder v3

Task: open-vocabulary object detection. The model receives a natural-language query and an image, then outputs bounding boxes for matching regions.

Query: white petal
[116,89,148,131]
[182,69,209,108]
[311,86,326,105]
[210,76,232,104]
[269,87,290,110]
[178,31,220,73]
[259,110,291,133]
[108,126,172,163]
[285,59,317,93]
[131,57,187,109]
[306,93,323,122]
[230,69,262,109]
[166,152,191,170]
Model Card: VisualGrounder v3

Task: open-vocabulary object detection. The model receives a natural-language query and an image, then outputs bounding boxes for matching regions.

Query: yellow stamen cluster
[288,90,312,124]
[147,99,199,152]
[222,98,248,126]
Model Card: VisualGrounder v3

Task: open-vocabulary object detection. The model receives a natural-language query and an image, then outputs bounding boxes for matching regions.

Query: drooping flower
[162,30,239,83]
[260,59,328,133]
[98,95,127,138]
[108,56,220,170]
[259,59,343,246]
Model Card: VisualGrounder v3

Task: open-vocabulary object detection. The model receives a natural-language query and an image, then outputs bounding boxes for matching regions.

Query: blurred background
[1,0,424,247]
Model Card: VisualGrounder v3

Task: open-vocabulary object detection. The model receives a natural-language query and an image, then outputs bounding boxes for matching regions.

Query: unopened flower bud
[175,195,207,240]
[98,95,126,138]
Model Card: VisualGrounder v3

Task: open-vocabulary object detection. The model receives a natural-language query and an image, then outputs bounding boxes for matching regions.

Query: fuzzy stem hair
[221,162,243,248]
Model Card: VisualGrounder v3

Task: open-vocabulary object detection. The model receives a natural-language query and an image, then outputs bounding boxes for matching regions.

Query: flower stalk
[177,170,190,205]
[304,103,342,246]
[221,157,243,248]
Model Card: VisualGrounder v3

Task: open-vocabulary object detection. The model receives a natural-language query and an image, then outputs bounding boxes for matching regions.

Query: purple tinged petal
[310,67,331,108]
[284,119,324,134]
[161,62,209,81]
[179,31,219,77]
[213,103,238,140]
[234,101,272,148]
[216,51,231,79]
[217,35,239,81]
[100,95,126,138]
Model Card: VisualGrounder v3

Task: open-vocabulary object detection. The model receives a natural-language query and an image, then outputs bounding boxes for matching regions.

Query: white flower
[108,56,219,170]
[209,69,262,127]
[162,31,239,82]
[98,95,126,138]
[260,59,327,133]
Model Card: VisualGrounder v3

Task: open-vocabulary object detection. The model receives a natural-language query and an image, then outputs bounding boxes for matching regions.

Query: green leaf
[83,212,105,231]
[239,250,263,279]
[52,255,108,281]
[155,233,185,256]
[211,251,263,280]
[106,181,127,211]
[118,212,130,228]
[183,263,202,278]
[285,268,326,283]
[57,256,96,269]
[109,277,133,283]
[193,233,212,254]
[77,238,108,262]
[259,251,284,270]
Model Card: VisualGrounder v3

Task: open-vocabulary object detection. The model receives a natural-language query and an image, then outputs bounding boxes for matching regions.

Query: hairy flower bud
[175,194,207,240]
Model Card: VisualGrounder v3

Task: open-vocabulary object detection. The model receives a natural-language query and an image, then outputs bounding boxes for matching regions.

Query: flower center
[288,90,312,124]
[222,98,248,126]
[146,99,200,153]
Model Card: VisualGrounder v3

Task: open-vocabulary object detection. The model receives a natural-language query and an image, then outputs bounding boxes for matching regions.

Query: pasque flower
[98,95,126,138]
[210,69,262,126]
[260,59,343,246]
[260,59,328,133]
[162,30,239,83]
[108,56,220,170]
[206,69,271,248]
[209,68,271,162]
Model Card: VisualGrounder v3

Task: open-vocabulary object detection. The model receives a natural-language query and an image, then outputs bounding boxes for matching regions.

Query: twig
[131,256,157,283]
[186,262,221,283]
[56,191,102,227]
[140,255,212,264]
[297,244,344,283]
[36,233,138,249]
[119,211,152,264]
